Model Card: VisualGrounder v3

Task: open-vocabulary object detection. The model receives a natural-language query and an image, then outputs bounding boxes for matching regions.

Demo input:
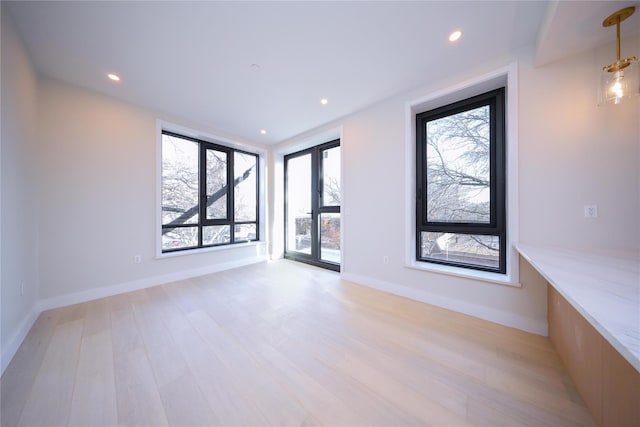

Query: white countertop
[516,243,640,373]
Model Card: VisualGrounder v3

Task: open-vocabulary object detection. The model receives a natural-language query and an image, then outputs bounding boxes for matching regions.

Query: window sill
[156,240,265,260]
[404,260,521,287]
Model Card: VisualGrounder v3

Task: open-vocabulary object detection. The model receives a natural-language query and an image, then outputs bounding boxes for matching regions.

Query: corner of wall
[1,3,42,375]
[1,307,40,374]
[341,271,548,335]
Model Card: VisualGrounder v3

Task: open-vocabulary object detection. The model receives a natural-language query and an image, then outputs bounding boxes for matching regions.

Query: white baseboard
[1,255,268,375]
[1,304,40,375]
[37,255,268,313]
[340,271,548,336]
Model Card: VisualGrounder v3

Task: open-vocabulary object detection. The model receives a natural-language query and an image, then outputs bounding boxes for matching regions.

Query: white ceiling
[5,1,639,145]
[536,1,640,67]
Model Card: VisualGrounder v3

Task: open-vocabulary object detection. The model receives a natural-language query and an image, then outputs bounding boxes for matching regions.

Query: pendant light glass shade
[599,62,639,105]
[598,7,639,106]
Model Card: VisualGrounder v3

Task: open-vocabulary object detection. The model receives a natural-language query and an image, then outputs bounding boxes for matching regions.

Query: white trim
[341,271,547,336]
[37,255,268,313]
[1,304,40,375]
[1,254,267,375]
[338,128,345,269]
[273,126,343,156]
[404,259,520,287]
[404,62,520,286]
[156,240,265,259]
[156,119,268,258]
[156,119,163,257]
[157,119,268,155]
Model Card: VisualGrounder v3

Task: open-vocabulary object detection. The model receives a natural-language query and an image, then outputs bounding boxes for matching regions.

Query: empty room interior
[1,1,639,426]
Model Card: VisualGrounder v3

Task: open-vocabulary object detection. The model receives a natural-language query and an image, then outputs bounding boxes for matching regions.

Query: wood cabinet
[548,285,640,426]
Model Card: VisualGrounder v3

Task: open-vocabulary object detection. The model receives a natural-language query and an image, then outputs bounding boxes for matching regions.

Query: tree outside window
[161,132,259,252]
[416,88,505,273]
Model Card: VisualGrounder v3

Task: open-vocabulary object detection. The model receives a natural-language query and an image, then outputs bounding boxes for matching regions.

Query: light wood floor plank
[112,346,169,427]
[111,296,167,426]
[68,330,118,426]
[169,313,268,425]
[81,297,111,337]
[307,280,592,426]
[110,300,145,358]
[130,289,219,426]
[226,319,370,426]
[278,305,470,424]
[108,295,168,426]
[108,294,169,426]
[146,283,268,425]
[17,319,83,426]
[2,260,595,426]
[186,309,314,426]
[0,310,60,427]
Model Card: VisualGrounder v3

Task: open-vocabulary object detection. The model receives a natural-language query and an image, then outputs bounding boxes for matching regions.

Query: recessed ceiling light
[107,73,121,82]
[320,98,328,105]
[260,129,267,135]
[449,30,462,42]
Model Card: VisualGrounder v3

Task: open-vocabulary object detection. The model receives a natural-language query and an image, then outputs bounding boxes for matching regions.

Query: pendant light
[599,6,638,105]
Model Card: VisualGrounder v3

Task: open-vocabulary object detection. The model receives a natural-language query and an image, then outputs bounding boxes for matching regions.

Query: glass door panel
[321,146,341,206]
[320,212,341,263]
[286,154,312,256]
[285,140,341,271]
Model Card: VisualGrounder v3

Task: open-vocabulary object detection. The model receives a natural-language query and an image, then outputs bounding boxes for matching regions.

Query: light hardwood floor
[1,260,594,426]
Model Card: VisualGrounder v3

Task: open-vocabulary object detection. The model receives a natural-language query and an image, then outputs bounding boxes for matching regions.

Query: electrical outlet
[134,255,142,264]
[584,205,598,219]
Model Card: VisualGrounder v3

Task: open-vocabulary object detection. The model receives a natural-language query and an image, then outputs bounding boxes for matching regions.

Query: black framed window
[416,88,506,273]
[161,130,259,252]
[284,140,341,271]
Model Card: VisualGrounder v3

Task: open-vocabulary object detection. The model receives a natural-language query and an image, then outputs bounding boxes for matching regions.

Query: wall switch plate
[383,255,389,265]
[20,282,24,296]
[134,255,142,264]
[584,205,598,219]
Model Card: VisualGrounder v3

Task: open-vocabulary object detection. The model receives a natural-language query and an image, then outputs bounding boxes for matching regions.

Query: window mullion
[423,224,499,234]
[198,142,206,248]
[161,130,259,253]
[311,147,320,260]
[229,150,235,243]
[251,154,259,241]
[489,99,498,229]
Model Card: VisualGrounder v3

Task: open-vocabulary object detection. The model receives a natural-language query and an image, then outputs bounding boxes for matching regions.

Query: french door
[284,140,341,271]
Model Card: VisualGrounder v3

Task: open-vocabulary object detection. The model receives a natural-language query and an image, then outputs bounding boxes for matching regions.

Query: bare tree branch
[469,235,499,252]
[162,164,255,234]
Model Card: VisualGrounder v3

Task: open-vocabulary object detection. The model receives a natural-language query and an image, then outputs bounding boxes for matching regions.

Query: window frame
[415,87,506,274]
[284,139,341,272]
[161,130,260,253]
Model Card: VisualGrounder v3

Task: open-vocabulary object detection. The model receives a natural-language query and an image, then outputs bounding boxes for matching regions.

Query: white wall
[2,6,638,376]
[340,72,548,334]
[273,40,640,335]
[1,45,270,372]
[519,37,640,250]
[1,6,41,372]
[36,79,269,306]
